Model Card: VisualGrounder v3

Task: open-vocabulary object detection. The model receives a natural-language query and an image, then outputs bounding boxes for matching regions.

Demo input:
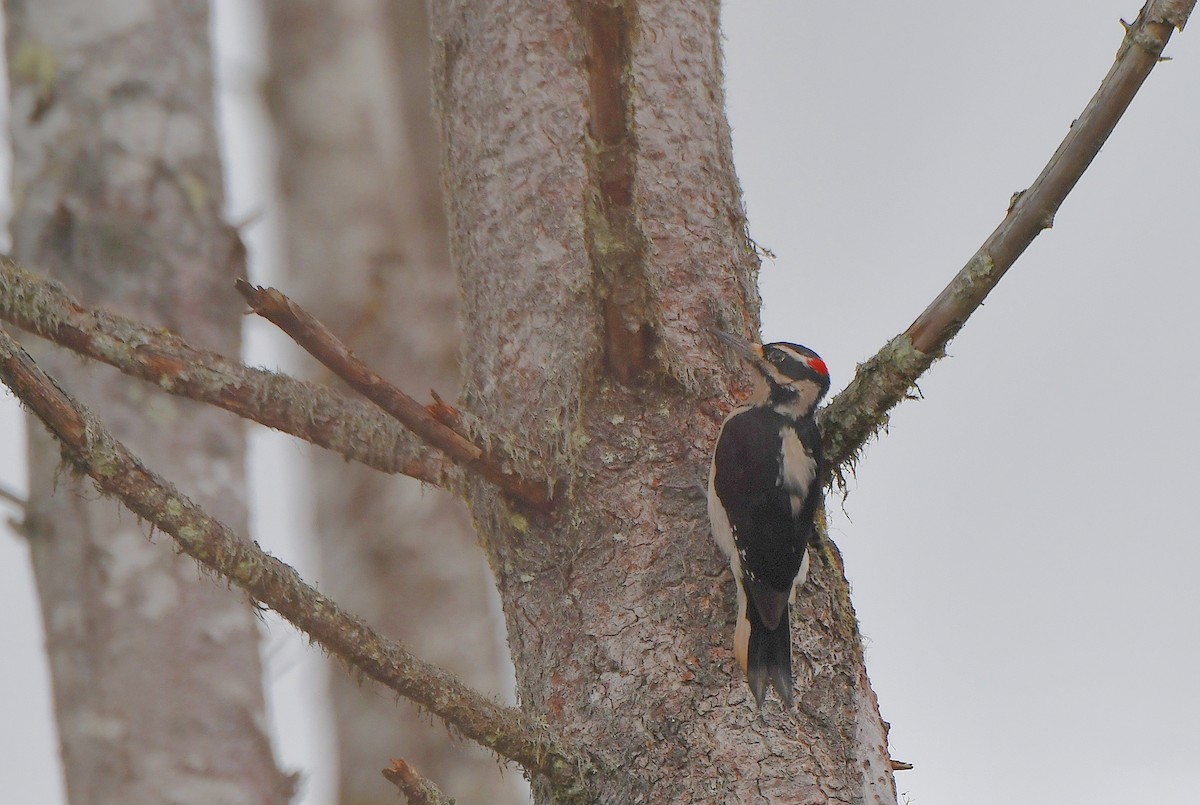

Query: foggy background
[1,1,1196,803]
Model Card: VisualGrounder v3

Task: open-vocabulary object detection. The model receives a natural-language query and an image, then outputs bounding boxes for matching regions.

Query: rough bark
[263,2,526,802]
[4,3,290,803]
[1,2,1191,801]
[431,1,895,802]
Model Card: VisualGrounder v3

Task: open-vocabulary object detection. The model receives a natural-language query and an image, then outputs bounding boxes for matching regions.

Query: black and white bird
[708,329,830,708]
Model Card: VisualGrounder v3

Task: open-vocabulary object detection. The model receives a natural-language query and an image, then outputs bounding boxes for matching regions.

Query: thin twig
[383,758,456,805]
[0,259,455,488]
[819,0,1194,475]
[0,483,26,511]
[0,326,594,803]
[235,280,550,508]
[427,389,463,429]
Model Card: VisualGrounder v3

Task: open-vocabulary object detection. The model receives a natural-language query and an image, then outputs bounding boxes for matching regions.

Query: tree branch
[819,0,1194,475]
[0,259,455,488]
[0,483,26,511]
[0,326,595,802]
[234,280,550,508]
[382,759,456,805]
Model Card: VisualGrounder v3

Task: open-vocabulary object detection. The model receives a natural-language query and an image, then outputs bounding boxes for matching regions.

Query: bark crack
[579,0,655,386]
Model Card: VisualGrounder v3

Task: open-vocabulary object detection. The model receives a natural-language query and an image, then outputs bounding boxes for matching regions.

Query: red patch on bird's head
[807,357,829,377]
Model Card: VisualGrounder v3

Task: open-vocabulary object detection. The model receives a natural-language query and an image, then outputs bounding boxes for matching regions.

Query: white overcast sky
[1,2,1197,804]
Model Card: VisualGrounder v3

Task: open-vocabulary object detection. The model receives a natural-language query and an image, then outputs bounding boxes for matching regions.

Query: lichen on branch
[0,325,596,803]
[818,0,1193,475]
[0,259,455,487]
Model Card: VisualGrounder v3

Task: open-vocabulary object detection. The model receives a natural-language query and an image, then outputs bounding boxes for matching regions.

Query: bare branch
[0,259,455,487]
[820,0,1194,474]
[234,280,550,508]
[382,759,456,805]
[0,326,595,801]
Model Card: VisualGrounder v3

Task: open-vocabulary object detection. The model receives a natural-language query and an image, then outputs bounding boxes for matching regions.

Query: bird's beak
[711,328,765,366]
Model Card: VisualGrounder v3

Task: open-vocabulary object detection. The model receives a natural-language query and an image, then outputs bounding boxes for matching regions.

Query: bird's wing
[712,411,810,597]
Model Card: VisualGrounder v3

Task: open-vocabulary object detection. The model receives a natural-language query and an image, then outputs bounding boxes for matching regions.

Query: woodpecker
[708,329,830,709]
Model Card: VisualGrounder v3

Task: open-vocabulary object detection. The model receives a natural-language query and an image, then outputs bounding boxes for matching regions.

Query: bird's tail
[745,602,794,709]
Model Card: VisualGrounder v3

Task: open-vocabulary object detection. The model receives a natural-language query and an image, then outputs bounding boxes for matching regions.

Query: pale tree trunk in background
[433,1,897,802]
[264,2,525,803]
[5,3,290,803]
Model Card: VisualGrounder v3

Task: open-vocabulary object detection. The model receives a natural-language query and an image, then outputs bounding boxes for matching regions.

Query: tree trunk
[431,1,898,801]
[5,3,290,802]
[263,2,526,802]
